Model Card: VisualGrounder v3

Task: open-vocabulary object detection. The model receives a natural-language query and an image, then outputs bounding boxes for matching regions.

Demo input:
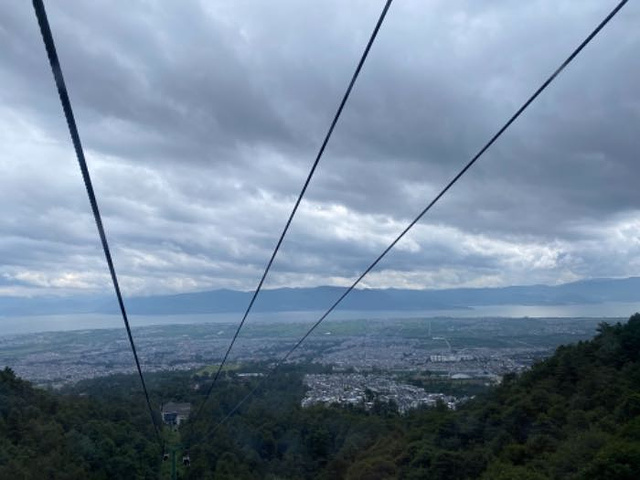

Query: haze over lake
[2,302,638,336]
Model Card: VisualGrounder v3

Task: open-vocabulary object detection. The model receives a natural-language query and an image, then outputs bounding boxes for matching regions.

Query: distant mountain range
[1,277,640,317]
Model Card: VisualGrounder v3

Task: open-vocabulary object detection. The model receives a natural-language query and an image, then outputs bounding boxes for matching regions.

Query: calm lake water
[1,302,639,336]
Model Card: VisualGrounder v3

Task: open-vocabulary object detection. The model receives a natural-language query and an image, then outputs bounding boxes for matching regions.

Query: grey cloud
[1,0,639,297]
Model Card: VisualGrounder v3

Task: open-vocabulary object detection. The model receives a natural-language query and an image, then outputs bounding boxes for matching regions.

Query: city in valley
[0,316,609,411]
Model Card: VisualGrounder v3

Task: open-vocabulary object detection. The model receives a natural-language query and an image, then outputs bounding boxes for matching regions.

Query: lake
[1,302,639,336]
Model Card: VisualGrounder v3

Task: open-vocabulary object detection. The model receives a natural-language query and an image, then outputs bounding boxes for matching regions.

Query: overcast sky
[0,0,638,298]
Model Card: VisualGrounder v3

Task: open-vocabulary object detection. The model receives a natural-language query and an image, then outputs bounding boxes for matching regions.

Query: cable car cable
[32,0,163,448]
[191,0,395,424]
[195,0,629,443]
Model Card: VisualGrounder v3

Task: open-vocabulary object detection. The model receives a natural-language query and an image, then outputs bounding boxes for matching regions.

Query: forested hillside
[1,314,640,479]
[183,314,640,479]
[0,367,160,478]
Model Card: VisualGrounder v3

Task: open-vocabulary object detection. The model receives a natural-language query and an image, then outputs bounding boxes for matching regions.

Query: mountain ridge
[1,276,639,316]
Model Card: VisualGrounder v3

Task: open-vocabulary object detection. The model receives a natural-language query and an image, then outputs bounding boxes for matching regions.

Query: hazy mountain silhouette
[2,277,639,316]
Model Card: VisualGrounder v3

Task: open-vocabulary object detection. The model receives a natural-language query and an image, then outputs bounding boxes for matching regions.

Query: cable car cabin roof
[161,402,191,416]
